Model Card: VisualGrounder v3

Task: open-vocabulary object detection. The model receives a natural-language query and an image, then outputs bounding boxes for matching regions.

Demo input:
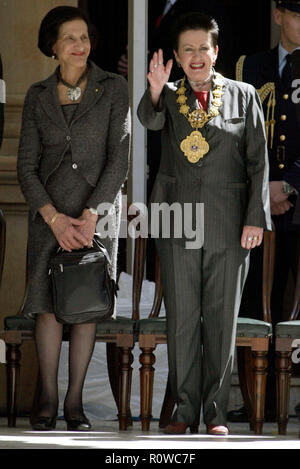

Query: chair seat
[4,315,135,335]
[276,320,300,338]
[138,317,166,334]
[4,315,35,331]
[96,316,135,334]
[138,317,271,337]
[236,317,272,338]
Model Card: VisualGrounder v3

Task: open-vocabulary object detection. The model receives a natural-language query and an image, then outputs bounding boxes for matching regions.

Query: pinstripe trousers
[156,239,250,426]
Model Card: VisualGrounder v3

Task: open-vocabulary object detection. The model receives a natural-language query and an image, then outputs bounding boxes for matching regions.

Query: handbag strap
[56,235,111,264]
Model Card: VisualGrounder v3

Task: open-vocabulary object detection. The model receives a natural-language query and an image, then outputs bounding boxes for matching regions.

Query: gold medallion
[188,109,208,128]
[176,73,225,164]
[180,130,210,163]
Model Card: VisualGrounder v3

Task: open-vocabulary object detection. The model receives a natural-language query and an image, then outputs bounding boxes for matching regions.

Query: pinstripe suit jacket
[138,77,272,249]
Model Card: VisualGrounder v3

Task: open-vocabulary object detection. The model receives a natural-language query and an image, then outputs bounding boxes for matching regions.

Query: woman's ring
[151,70,154,73]
[253,236,258,241]
[154,64,158,68]
[247,236,253,242]
[158,61,163,65]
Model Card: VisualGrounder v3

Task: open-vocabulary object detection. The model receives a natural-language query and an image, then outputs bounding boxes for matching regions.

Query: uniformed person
[228,0,300,423]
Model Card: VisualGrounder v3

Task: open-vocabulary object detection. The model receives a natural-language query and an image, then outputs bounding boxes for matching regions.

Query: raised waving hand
[148,49,173,108]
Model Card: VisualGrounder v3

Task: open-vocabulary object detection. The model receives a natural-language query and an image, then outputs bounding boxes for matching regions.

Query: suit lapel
[71,73,105,126]
[38,72,68,130]
[71,61,107,125]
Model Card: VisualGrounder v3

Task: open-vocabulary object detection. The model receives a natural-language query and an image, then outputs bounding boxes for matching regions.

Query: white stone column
[127,0,148,272]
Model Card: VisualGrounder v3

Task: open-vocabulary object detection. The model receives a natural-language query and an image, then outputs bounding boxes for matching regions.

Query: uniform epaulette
[235,55,246,83]
[236,55,276,149]
[257,82,276,149]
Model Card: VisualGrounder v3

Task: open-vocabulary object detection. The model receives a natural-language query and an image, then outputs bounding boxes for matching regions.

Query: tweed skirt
[22,104,120,318]
[24,158,120,318]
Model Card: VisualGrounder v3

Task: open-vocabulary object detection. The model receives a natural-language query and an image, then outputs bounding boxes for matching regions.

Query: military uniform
[229,0,300,420]
[236,3,300,319]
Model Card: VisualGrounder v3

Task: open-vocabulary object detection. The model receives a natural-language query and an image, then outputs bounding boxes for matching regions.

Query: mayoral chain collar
[176,72,225,163]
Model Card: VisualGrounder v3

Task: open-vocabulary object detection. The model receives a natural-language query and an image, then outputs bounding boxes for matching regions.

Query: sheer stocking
[64,323,97,419]
[34,313,63,418]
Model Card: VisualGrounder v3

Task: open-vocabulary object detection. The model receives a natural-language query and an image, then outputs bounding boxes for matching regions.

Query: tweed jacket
[17,60,130,218]
[137,76,272,249]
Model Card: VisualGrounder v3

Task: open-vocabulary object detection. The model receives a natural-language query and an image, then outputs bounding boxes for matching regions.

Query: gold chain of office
[176,72,225,163]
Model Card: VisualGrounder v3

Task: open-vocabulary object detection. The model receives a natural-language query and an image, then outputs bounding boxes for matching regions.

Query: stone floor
[0,416,299,450]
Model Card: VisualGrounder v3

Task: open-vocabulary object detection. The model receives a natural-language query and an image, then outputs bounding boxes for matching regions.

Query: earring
[177,62,181,68]
[51,54,56,60]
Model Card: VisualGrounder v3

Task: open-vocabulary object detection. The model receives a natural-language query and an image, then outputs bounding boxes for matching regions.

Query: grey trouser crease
[156,239,250,426]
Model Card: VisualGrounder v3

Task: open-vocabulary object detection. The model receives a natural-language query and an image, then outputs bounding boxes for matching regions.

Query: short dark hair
[172,12,219,52]
[38,6,97,58]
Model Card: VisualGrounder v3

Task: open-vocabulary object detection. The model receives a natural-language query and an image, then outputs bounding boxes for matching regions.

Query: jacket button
[280,114,287,121]
[283,94,289,100]
[72,163,78,169]
[66,135,71,141]
[279,135,286,141]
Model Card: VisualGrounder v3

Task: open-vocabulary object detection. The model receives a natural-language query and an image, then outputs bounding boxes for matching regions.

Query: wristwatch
[86,207,98,216]
[282,181,298,195]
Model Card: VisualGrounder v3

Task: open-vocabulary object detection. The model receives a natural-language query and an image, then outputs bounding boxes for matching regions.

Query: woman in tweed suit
[17,6,130,431]
[138,12,271,436]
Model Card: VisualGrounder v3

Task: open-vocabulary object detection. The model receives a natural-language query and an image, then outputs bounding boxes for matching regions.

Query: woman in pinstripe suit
[138,12,271,436]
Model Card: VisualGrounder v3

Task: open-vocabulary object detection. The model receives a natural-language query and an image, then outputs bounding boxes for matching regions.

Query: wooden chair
[0,209,6,288]
[275,233,300,435]
[0,209,6,366]
[137,231,275,434]
[0,217,143,430]
[234,230,275,434]
[136,238,166,431]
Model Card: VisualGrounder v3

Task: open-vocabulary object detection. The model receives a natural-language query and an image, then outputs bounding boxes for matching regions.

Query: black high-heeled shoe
[65,415,92,431]
[31,415,57,431]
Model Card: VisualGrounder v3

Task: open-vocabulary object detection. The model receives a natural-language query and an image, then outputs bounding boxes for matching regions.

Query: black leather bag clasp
[48,235,115,324]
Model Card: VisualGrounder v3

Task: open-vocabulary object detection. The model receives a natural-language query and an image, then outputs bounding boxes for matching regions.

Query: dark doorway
[79,0,271,79]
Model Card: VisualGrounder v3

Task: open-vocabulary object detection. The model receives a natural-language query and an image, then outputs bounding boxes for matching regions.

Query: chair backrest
[0,209,6,287]
[262,230,276,323]
[131,236,146,321]
[132,236,163,320]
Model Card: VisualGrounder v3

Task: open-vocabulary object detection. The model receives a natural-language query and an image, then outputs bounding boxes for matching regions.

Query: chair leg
[237,347,254,431]
[139,346,155,431]
[106,343,132,427]
[276,350,292,435]
[159,372,175,429]
[118,346,133,431]
[6,343,21,427]
[252,350,268,434]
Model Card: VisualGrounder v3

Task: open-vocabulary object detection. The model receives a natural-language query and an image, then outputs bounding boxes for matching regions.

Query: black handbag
[48,236,115,324]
